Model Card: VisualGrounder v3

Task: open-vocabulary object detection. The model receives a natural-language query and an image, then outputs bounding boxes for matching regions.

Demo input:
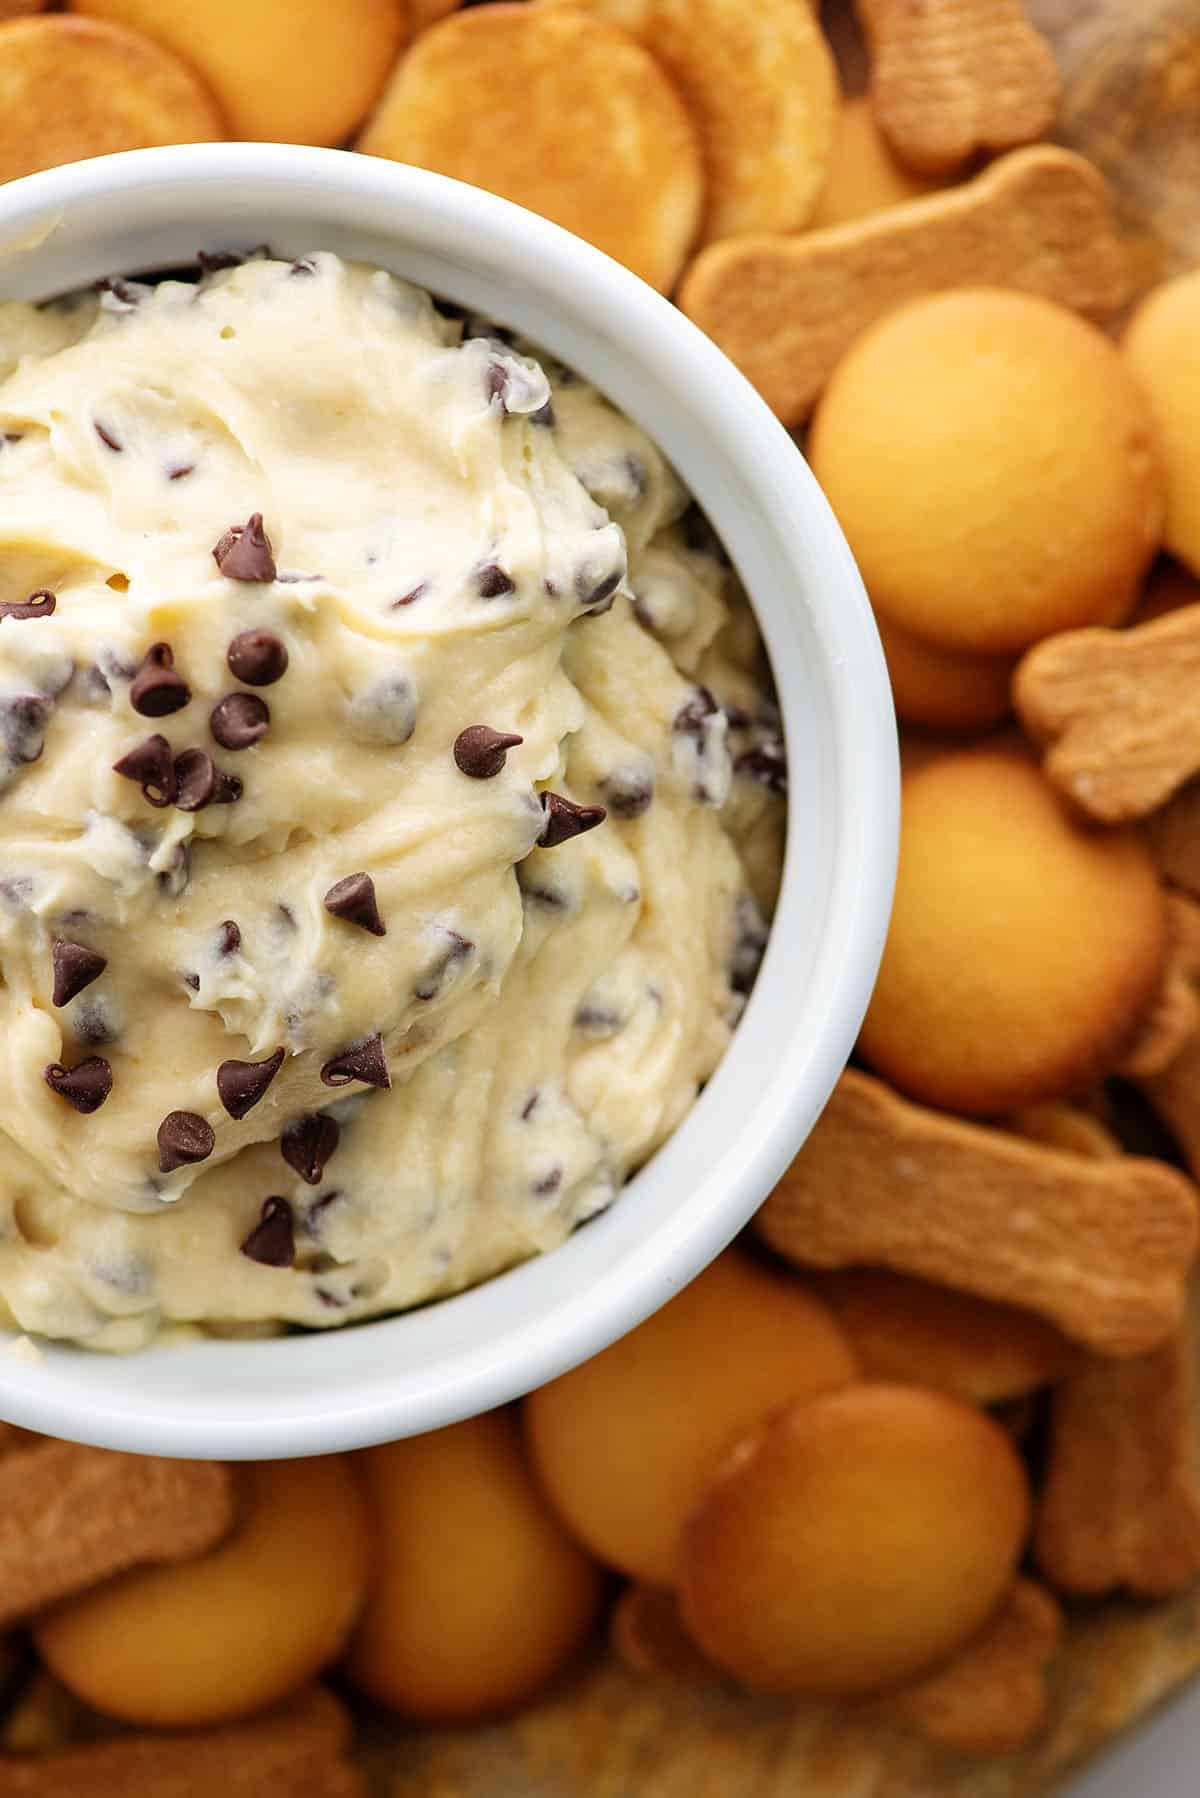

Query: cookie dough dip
[0,252,784,1351]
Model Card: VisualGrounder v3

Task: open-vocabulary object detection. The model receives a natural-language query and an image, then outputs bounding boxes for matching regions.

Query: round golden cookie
[539,0,838,244]
[525,1249,856,1586]
[678,1384,1031,1697]
[71,0,403,145]
[876,608,1015,731]
[809,288,1165,656]
[357,5,704,294]
[0,16,224,182]
[809,96,947,230]
[35,1456,370,1726]
[859,747,1167,1115]
[345,1410,603,1721]
[1125,270,1200,578]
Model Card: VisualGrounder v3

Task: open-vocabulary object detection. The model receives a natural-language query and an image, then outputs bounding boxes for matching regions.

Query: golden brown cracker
[677,145,1129,426]
[358,5,704,294]
[1119,891,1200,1078]
[877,1580,1064,1757]
[0,16,225,183]
[756,1069,1198,1357]
[1006,1101,1122,1159]
[0,1687,365,1798]
[71,0,401,146]
[808,1268,1079,1404]
[1036,1286,1200,1597]
[1147,782,1200,903]
[1017,603,1200,823]
[540,0,838,243]
[857,0,1060,175]
[0,1440,233,1628]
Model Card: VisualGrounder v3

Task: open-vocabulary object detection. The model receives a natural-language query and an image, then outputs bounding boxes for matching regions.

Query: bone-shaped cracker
[1148,782,1200,901]
[857,0,1060,175]
[1035,1286,1200,1597]
[1015,603,1200,822]
[677,146,1130,426]
[876,1579,1063,1756]
[0,1687,365,1798]
[1005,1101,1121,1159]
[0,1440,233,1628]
[755,1070,1197,1356]
[1119,891,1200,1078]
[1139,1030,1200,1181]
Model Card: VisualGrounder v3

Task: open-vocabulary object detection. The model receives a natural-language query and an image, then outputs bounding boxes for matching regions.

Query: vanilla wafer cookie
[0,1440,233,1627]
[359,5,704,292]
[540,0,838,242]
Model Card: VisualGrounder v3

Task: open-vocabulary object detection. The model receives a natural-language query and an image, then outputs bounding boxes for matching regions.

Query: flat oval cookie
[542,0,838,243]
[359,5,704,293]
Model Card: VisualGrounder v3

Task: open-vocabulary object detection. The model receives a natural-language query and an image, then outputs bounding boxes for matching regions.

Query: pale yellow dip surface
[0,254,783,1349]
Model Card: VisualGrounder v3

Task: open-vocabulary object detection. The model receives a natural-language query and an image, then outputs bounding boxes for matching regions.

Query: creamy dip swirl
[0,253,784,1349]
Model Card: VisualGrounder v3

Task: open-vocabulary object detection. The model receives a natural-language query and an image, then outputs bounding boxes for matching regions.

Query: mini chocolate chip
[217,1047,284,1120]
[240,1196,295,1267]
[538,792,607,848]
[213,513,277,583]
[94,419,123,452]
[578,567,623,611]
[211,691,270,749]
[174,748,242,811]
[674,686,720,736]
[0,589,56,621]
[453,725,523,779]
[3,696,49,765]
[476,563,515,599]
[486,360,508,407]
[226,629,288,686]
[289,257,316,276]
[44,1056,112,1114]
[281,1113,340,1185]
[96,276,143,306]
[304,1188,343,1234]
[130,642,191,717]
[599,766,654,819]
[323,872,386,937]
[414,930,474,1002]
[76,1000,115,1045]
[320,1033,390,1090]
[182,971,200,992]
[736,740,787,794]
[52,939,107,1008]
[533,1168,563,1196]
[521,1089,540,1121]
[113,733,176,807]
[529,401,555,428]
[218,919,241,956]
[167,461,194,481]
[392,581,428,609]
[157,1110,215,1173]
[197,249,244,274]
[158,842,191,897]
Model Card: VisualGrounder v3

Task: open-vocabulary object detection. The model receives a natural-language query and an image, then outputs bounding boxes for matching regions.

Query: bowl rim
[0,144,897,1457]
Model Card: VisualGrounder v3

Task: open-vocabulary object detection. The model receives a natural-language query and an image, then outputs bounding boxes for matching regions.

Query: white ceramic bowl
[0,144,897,1459]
